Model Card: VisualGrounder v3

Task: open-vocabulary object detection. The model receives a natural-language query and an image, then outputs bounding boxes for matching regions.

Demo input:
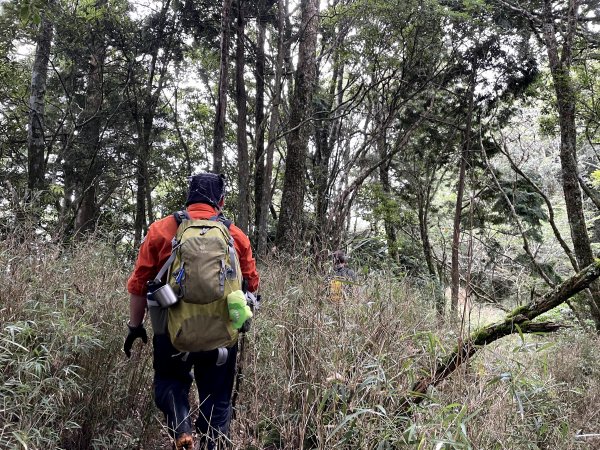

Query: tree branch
[578,175,600,211]
[495,133,579,271]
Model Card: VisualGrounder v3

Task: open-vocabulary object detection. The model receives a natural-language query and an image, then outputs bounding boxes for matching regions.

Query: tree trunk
[275,0,319,251]
[314,50,342,251]
[375,97,398,263]
[542,0,600,329]
[27,7,54,197]
[450,59,477,313]
[235,0,250,233]
[256,0,285,256]
[314,106,331,249]
[213,0,233,173]
[134,114,153,247]
[379,157,398,263]
[74,4,106,235]
[418,193,436,278]
[129,0,173,246]
[253,0,266,243]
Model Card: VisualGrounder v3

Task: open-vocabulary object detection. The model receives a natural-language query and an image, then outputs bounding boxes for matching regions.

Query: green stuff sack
[166,214,242,352]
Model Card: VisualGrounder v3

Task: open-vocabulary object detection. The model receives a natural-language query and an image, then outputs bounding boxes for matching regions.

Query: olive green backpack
[156,211,242,352]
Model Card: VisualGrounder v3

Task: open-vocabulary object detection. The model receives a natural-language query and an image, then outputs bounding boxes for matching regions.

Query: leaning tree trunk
[542,0,600,329]
[213,0,233,173]
[235,0,250,233]
[403,259,600,409]
[27,6,54,197]
[275,0,319,251]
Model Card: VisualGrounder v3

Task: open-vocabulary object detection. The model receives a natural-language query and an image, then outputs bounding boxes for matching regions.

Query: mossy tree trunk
[403,259,600,408]
[542,0,600,329]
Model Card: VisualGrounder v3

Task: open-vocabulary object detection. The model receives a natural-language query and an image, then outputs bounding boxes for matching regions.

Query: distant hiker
[124,173,260,450]
[329,249,357,303]
[332,250,356,280]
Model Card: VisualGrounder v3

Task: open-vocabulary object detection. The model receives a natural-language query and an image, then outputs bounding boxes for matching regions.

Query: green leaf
[20,4,30,21]
[591,170,600,187]
[535,341,555,353]
[330,408,383,436]
[515,323,524,344]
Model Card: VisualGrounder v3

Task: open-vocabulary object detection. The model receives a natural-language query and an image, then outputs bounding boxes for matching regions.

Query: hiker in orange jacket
[124,173,259,450]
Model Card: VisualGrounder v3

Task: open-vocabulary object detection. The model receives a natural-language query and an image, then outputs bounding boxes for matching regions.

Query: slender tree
[74,0,107,235]
[125,0,178,246]
[253,0,266,243]
[235,0,250,232]
[256,0,285,255]
[213,0,233,172]
[450,56,477,313]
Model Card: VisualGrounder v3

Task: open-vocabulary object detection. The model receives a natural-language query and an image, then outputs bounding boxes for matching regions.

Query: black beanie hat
[185,173,226,207]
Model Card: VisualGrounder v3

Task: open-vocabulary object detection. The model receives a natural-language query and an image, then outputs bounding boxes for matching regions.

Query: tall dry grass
[234,257,600,449]
[0,234,158,449]
[1,236,599,449]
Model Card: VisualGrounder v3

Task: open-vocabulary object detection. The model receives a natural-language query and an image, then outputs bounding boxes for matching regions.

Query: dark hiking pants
[153,334,238,449]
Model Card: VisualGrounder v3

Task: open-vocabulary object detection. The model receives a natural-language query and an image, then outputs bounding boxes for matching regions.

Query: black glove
[240,294,261,333]
[123,323,148,358]
[240,318,252,333]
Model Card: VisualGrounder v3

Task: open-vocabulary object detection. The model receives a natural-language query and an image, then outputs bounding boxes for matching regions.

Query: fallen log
[402,259,600,408]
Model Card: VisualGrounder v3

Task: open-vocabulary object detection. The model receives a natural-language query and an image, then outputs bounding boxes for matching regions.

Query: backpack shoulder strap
[173,210,190,225]
[208,213,238,279]
[154,210,190,283]
[209,213,232,230]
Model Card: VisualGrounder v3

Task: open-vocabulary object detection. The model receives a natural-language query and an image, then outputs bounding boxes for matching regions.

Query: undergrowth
[1,237,599,449]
